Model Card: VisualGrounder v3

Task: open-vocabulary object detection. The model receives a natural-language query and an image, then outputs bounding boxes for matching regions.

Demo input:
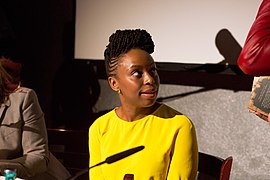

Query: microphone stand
[67,145,144,180]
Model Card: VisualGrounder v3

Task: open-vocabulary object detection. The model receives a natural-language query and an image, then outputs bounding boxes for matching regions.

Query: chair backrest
[47,128,89,180]
[197,152,233,180]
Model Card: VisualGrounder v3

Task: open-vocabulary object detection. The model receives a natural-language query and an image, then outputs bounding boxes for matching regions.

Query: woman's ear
[108,76,119,92]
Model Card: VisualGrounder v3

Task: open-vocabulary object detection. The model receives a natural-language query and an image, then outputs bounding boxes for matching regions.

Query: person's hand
[255,112,270,123]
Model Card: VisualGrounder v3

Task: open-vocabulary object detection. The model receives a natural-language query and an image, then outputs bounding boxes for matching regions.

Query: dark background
[0,0,79,128]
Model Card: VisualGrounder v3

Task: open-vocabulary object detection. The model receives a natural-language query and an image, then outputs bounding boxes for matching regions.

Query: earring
[117,89,121,94]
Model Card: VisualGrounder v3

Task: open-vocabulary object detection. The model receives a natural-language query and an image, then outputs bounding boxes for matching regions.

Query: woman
[0,57,71,179]
[89,29,198,179]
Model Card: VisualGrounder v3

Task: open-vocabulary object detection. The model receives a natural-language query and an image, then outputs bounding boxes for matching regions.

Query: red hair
[0,57,22,103]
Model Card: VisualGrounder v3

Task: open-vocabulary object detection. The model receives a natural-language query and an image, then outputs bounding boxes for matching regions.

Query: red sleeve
[237,0,270,76]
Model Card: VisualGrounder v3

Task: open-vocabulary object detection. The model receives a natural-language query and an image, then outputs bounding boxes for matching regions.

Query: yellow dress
[89,103,198,180]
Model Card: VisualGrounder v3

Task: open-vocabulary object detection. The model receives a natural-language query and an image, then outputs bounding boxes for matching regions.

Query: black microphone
[67,145,145,180]
[91,145,145,168]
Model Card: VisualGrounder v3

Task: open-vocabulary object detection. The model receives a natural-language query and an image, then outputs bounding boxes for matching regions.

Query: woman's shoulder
[157,104,193,126]
[14,87,34,93]
[8,87,39,103]
[96,108,116,120]
[90,109,116,128]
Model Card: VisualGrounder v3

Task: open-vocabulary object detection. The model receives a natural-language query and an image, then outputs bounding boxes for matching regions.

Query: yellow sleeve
[167,118,198,180]
[89,122,105,180]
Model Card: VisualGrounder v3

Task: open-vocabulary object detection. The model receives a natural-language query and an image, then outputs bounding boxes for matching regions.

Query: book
[248,76,270,117]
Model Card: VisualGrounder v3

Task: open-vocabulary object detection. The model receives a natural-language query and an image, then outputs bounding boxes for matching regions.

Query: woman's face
[111,48,160,109]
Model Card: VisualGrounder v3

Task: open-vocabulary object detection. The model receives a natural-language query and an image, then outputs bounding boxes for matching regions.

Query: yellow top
[89,104,198,180]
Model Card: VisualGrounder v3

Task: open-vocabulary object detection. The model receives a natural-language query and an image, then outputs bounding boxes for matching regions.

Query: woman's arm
[238,0,270,76]
[0,89,49,178]
[167,118,198,180]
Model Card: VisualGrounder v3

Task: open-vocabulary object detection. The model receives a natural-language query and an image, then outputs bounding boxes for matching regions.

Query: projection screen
[75,0,261,64]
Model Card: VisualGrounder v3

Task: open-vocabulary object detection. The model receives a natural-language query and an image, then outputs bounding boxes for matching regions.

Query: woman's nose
[144,72,155,85]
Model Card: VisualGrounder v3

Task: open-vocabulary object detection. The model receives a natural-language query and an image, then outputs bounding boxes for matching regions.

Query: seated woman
[89,29,198,179]
[0,57,71,179]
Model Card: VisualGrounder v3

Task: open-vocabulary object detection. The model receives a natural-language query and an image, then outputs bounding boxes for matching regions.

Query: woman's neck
[116,102,161,122]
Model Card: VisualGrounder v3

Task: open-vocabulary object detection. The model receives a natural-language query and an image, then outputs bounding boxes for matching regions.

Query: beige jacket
[0,87,71,179]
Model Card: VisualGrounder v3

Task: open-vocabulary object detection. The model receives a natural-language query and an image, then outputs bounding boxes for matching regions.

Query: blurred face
[109,48,160,109]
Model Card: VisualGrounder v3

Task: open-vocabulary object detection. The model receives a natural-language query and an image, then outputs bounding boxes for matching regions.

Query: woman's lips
[140,90,158,97]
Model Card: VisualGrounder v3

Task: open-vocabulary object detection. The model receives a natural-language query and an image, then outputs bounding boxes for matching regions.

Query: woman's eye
[132,70,142,77]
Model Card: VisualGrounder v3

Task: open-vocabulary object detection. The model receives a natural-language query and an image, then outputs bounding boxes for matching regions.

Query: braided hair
[104,29,155,77]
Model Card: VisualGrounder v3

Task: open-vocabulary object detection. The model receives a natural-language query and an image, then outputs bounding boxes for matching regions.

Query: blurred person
[0,57,71,179]
[237,0,270,123]
[238,0,270,76]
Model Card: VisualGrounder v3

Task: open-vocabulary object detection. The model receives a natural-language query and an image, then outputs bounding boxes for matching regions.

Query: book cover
[248,76,270,117]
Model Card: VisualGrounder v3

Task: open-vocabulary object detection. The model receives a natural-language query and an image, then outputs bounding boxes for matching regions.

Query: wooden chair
[47,128,89,180]
[197,152,233,180]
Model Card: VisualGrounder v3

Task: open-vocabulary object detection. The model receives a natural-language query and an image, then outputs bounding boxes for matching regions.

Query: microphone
[90,145,145,169]
[67,145,145,180]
